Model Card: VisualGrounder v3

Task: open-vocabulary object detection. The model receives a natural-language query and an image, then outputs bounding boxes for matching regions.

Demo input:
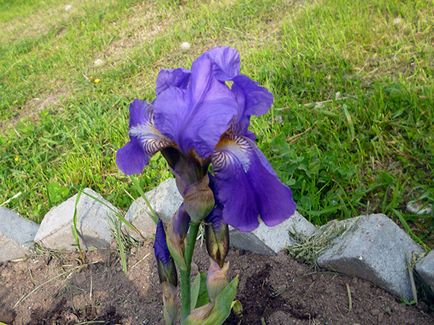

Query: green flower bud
[206,259,229,301]
[186,303,214,322]
[166,206,190,271]
[205,211,229,268]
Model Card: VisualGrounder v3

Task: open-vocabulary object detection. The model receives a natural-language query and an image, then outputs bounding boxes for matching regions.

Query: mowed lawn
[0,0,432,246]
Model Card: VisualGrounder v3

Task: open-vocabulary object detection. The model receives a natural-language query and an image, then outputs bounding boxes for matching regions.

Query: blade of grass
[393,209,429,251]
[132,176,159,224]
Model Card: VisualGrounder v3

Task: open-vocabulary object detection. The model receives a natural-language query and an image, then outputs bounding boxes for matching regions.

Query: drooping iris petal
[116,99,173,175]
[156,68,191,95]
[212,136,296,231]
[154,56,238,157]
[204,46,240,81]
[116,138,148,175]
[154,219,171,265]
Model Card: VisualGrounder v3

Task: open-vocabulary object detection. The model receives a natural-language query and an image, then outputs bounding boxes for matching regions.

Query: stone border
[0,178,432,302]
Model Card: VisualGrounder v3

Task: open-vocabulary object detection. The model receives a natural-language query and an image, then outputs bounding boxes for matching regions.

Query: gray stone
[0,207,39,262]
[415,250,434,292]
[125,178,183,239]
[34,189,118,250]
[229,211,316,255]
[317,214,423,300]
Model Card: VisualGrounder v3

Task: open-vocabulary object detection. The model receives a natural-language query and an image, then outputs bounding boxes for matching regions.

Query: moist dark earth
[0,241,432,324]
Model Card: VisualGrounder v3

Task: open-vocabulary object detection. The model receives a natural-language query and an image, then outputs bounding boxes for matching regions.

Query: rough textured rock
[0,207,39,262]
[415,250,434,292]
[34,189,118,250]
[317,214,423,300]
[229,211,316,255]
[125,178,182,239]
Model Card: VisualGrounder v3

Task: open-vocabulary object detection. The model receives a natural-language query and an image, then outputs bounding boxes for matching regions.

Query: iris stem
[180,222,200,321]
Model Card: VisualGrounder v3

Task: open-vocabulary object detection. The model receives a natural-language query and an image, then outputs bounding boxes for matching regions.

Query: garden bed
[1,241,432,324]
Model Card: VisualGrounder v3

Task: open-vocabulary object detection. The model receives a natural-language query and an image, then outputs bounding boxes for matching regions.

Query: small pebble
[406,200,432,215]
[94,59,105,67]
[64,4,73,12]
[393,17,402,25]
[180,42,191,50]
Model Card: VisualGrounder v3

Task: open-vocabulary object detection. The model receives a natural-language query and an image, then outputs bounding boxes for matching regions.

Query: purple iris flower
[116,46,296,232]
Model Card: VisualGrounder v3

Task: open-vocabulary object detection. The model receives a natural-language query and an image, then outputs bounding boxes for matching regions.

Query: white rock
[317,214,423,300]
[180,42,191,50]
[125,178,182,239]
[64,4,73,12]
[94,59,105,67]
[0,207,39,262]
[393,17,402,25]
[415,250,434,293]
[34,189,119,250]
[229,211,316,255]
[406,200,432,215]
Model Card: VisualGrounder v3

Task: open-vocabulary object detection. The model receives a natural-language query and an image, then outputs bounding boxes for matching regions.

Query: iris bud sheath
[206,258,229,301]
[154,220,178,324]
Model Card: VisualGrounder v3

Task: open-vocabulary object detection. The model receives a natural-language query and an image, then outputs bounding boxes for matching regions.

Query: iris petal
[205,46,240,81]
[202,47,273,137]
[116,99,173,175]
[232,75,273,117]
[116,138,148,175]
[154,56,238,157]
[212,136,296,231]
[156,68,191,95]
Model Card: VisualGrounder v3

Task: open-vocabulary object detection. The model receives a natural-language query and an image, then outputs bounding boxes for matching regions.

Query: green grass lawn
[0,0,433,246]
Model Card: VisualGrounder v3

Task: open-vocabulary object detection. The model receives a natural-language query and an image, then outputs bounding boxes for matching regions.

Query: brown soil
[0,241,432,324]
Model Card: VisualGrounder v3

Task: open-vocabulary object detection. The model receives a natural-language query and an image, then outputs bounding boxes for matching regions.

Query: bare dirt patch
[0,87,69,133]
[0,241,432,324]
[93,2,174,68]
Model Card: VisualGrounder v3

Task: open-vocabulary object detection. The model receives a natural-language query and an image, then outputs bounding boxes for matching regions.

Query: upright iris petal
[116,99,173,175]
[153,54,238,158]
[204,46,240,81]
[156,68,191,95]
[231,75,273,135]
[202,47,273,135]
[212,136,296,231]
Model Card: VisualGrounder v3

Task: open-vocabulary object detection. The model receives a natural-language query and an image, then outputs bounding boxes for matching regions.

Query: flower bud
[187,303,214,322]
[162,282,178,325]
[166,205,190,271]
[205,206,229,268]
[183,175,215,224]
[206,258,229,301]
[154,220,178,287]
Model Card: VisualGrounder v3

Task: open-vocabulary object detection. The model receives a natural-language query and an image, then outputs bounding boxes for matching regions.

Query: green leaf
[186,276,238,325]
[190,272,209,309]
